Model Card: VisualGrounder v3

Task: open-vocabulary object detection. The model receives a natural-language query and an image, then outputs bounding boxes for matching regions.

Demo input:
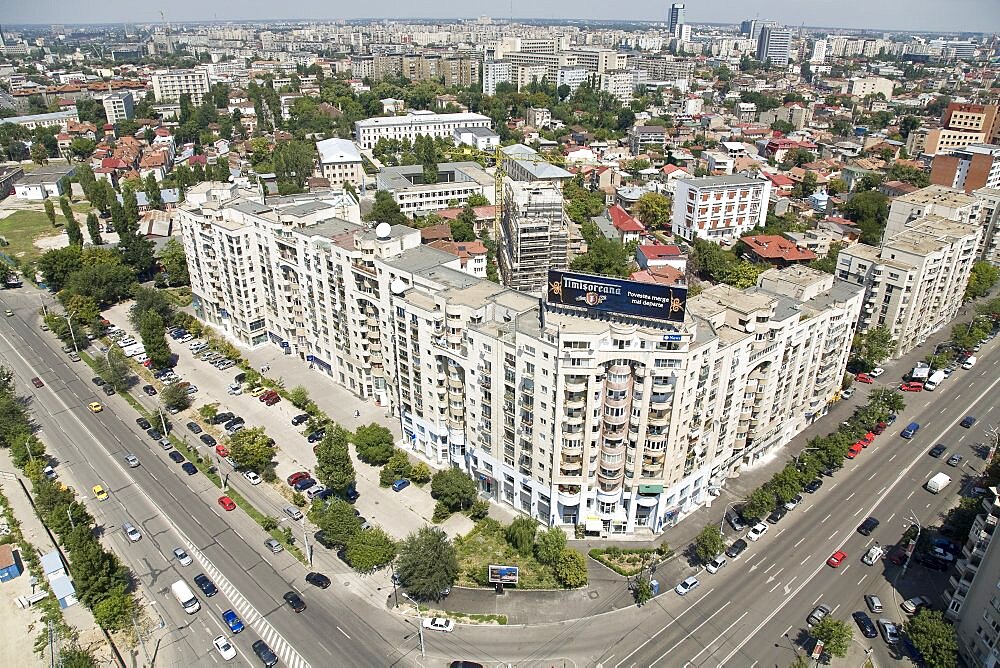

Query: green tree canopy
[810,616,853,658]
[395,526,459,601]
[840,191,889,245]
[228,426,275,475]
[694,524,727,563]
[632,192,672,230]
[352,423,395,465]
[363,190,408,226]
[344,527,397,573]
[315,498,362,547]
[430,467,478,512]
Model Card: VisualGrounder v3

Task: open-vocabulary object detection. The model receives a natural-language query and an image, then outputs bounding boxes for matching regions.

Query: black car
[450,663,485,668]
[200,433,217,447]
[291,413,310,426]
[804,479,823,493]
[211,412,234,425]
[767,507,787,524]
[103,385,116,396]
[136,417,151,430]
[234,373,246,384]
[193,573,218,597]
[181,462,197,475]
[929,444,947,458]
[307,430,325,443]
[961,415,977,428]
[305,572,331,588]
[853,611,878,638]
[726,538,748,558]
[917,554,950,572]
[169,451,185,463]
[252,640,278,667]
[858,517,880,536]
[146,428,162,441]
[91,376,105,387]
[186,421,202,434]
[142,384,157,396]
[224,418,245,431]
[283,591,306,613]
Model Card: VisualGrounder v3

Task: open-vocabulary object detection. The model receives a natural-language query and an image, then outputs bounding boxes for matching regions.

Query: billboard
[488,564,519,585]
[546,270,686,323]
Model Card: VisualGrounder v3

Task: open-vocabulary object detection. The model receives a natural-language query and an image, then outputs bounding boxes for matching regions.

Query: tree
[770,464,804,503]
[534,526,567,566]
[382,449,412,483]
[467,192,490,207]
[352,423,395,465]
[450,203,477,242]
[43,198,57,227]
[143,173,163,210]
[63,205,83,247]
[554,548,588,587]
[742,486,777,520]
[315,499,362,547]
[315,425,356,496]
[885,163,930,188]
[770,119,794,134]
[63,263,136,305]
[633,575,653,606]
[633,192,672,230]
[505,516,537,557]
[67,540,130,607]
[122,186,140,228]
[364,190,408,226]
[395,527,458,601]
[287,385,310,409]
[966,261,1000,300]
[850,325,894,370]
[792,171,817,199]
[344,527,397,573]
[156,238,189,286]
[810,616,852,658]
[430,467,478,511]
[91,586,135,631]
[840,191,889,245]
[94,348,131,391]
[160,382,191,411]
[30,141,49,164]
[38,245,83,290]
[899,115,921,139]
[85,212,103,246]
[410,461,431,484]
[570,224,634,278]
[130,286,174,328]
[694,524,727,563]
[228,426,275,474]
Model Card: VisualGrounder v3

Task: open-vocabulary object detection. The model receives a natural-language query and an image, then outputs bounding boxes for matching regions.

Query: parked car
[878,618,900,645]
[855,373,874,384]
[853,611,878,638]
[243,470,263,485]
[292,413,310,426]
[218,496,236,511]
[808,604,832,626]
[287,471,311,486]
[901,595,931,614]
[747,523,768,541]
[783,494,803,511]
[804,479,823,493]
[305,572,331,588]
[136,417,151,430]
[865,595,884,613]
[422,617,455,632]
[186,421,202,434]
[169,451,185,463]
[947,454,963,467]
[200,434,217,447]
[222,609,244,634]
[900,381,924,392]
[264,538,283,554]
[181,462,197,475]
[725,538,748,558]
[705,555,727,574]
[767,507,787,524]
[142,384,157,396]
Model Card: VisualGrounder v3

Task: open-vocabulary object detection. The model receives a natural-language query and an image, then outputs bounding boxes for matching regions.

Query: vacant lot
[0,209,64,264]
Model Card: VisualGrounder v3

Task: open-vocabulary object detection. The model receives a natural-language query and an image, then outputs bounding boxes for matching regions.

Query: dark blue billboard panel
[546,270,686,323]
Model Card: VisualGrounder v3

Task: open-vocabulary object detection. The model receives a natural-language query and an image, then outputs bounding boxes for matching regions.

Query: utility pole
[132,606,149,663]
[64,312,78,353]
[900,511,921,580]
[157,408,168,436]
[67,505,74,530]
[301,517,311,567]
[402,593,425,659]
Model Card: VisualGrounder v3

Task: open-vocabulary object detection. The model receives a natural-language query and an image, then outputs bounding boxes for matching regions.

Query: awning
[585,518,603,532]
[638,484,664,494]
[635,495,659,507]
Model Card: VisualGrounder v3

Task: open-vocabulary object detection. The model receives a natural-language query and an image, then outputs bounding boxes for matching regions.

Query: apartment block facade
[836,215,981,358]
[150,69,211,104]
[354,111,492,150]
[102,92,134,125]
[931,144,1000,193]
[671,175,772,242]
[315,138,365,190]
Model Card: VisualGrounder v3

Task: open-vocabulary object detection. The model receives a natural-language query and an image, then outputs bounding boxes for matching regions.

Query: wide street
[0,279,995,668]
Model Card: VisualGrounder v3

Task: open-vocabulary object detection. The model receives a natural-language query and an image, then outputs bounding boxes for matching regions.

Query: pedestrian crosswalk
[184,539,312,668]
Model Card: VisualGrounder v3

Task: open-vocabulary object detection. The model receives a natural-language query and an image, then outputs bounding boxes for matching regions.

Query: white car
[841,387,856,399]
[173,547,192,566]
[705,555,726,574]
[869,367,885,377]
[122,522,142,542]
[674,576,700,595]
[747,522,768,541]
[179,334,194,343]
[243,470,262,485]
[213,635,237,661]
[422,617,455,633]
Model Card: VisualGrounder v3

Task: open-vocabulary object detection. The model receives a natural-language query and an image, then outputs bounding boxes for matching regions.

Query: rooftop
[679,174,768,188]
[741,235,818,262]
[316,138,362,164]
[894,184,975,208]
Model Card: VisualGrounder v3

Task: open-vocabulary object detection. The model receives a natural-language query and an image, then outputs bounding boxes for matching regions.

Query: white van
[962,356,977,370]
[170,579,200,614]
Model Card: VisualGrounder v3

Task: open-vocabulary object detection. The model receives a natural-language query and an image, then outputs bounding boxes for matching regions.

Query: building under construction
[498,180,570,294]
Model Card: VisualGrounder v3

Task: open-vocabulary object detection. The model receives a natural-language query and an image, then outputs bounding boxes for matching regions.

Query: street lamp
[720,501,738,537]
[900,510,921,580]
[795,447,820,468]
[401,592,425,659]
[64,311,79,353]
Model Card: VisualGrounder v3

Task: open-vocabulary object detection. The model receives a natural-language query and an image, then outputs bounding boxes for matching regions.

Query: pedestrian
[354,409,361,418]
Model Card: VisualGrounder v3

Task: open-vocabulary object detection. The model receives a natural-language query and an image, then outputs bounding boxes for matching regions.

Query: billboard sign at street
[546,270,686,323]
[488,564,519,585]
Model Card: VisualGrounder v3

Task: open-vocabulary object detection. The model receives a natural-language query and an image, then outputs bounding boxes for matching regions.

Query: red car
[31,377,44,388]
[873,422,887,435]
[142,359,154,368]
[860,432,876,447]
[855,373,874,384]
[827,550,848,567]
[265,394,280,406]
[259,390,278,403]
[900,381,924,392]
[218,496,236,511]
[216,444,230,457]
[287,471,310,486]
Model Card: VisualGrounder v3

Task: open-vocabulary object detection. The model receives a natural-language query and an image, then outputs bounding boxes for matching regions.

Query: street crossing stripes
[183,539,311,668]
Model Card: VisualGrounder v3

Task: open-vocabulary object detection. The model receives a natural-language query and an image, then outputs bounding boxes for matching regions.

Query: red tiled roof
[435,205,496,221]
[763,172,795,186]
[630,266,686,286]
[740,235,817,262]
[638,243,683,260]
[608,204,645,232]
[661,164,690,176]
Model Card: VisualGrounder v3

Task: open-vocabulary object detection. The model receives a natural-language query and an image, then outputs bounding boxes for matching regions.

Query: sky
[5,0,998,33]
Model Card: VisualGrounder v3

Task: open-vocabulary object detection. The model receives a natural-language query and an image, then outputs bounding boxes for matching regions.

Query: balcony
[565,377,588,392]
[557,485,582,504]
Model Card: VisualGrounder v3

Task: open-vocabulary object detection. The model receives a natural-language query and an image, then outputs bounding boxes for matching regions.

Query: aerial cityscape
[0,3,997,667]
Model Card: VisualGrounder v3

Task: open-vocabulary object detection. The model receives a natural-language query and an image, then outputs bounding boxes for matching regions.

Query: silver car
[173,547,193,566]
[122,522,142,542]
[125,454,140,468]
[264,538,284,554]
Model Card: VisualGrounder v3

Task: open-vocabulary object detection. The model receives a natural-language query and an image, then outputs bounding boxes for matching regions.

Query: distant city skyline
[3,0,998,33]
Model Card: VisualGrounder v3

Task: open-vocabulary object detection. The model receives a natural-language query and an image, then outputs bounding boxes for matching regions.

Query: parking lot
[100,302,479,541]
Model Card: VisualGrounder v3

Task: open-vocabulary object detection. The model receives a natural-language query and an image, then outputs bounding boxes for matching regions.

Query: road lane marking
[336,627,351,639]
[841,564,851,575]
[887,512,895,522]
[853,507,866,517]
[800,555,811,566]
[783,578,797,596]
[845,492,855,501]
[812,594,822,605]
[764,563,776,574]
[868,472,878,481]
[858,575,867,586]
[649,600,732,665]
[613,589,717,668]
[889,453,897,461]
[821,513,832,523]
[765,568,784,583]
[682,610,750,666]
[794,537,805,548]
[828,530,839,541]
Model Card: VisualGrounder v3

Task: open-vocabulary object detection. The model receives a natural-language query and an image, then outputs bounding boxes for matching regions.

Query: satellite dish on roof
[375,223,391,239]
[390,278,407,295]
[744,321,756,333]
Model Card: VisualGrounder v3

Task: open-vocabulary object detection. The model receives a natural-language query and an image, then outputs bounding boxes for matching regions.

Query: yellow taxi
[92,484,109,501]
[88,402,103,413]
[249,386,267,397]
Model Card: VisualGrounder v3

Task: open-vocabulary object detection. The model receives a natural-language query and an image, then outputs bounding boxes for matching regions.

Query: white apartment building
[315,138,365,190]
[102,92,134,125]
[483,60,511,96]
[595,70,635,105]
[526,107,552,129]
[848,76,895,100]
[556,67,589,93]
[179,185,862,536]
[671,175,772,242]
[354,111,492,150]
[515,65,549,91]
[498,180,571,294]
[375,162,494,216]
[151,69,211,105]
[837,215,981,358]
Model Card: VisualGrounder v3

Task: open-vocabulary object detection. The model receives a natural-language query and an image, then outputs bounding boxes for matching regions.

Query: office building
[150,69,211,104]
[498,180,571,293]
[671,175,772,242]
[316,138,365,191]
[810,39,827,64]
[556,67,589,93]
[836,215,980,358]
[931,144,1000,193]
[667,4,685,38]
[757,26,792,66]
[0,109,79,131]
[179,184,862,536]
[526,107,552,129]
[907,103,1000,156]
[354,111,492,150]
[945,487,1000,668]
[102,92,134,125]
[376,162,494,216]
